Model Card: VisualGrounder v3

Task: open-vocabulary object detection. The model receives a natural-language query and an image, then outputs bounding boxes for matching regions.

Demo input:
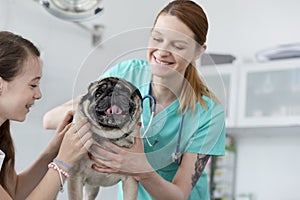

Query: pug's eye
[95,92,101,98]
[100,83,107,90]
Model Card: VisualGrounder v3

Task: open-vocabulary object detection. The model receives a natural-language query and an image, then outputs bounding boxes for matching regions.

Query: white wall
[233,132,300,200]
[1,0,300,199]
[201,0,300,62]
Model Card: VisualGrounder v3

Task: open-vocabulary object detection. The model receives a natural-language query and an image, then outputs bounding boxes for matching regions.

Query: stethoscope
[140,83,184,165]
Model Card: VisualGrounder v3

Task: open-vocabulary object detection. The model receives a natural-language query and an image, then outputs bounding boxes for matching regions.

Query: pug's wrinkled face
[78,77,142,140]
[90,77,142,128]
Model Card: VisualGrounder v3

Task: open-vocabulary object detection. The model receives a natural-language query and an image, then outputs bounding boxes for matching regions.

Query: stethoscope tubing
[140,84,184,164]
[141,94,156,147]
[176,113,184,155]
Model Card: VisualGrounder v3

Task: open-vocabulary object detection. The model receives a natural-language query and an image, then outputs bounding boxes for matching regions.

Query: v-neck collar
[141,88,179,128]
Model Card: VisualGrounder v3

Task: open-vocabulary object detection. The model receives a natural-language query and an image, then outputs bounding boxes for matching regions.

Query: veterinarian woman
[43,1,226,199]
[0,31,93,199]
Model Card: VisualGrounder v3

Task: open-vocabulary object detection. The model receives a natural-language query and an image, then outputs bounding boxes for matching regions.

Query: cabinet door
[237,59,300,127]
[199,65,238,127]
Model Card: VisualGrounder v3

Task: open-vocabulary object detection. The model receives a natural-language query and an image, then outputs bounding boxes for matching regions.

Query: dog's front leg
[67,173,84,200]
[122,177,138,200]
[83,184,100,200]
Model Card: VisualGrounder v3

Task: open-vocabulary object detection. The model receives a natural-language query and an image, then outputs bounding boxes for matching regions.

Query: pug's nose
[105,105,123,115]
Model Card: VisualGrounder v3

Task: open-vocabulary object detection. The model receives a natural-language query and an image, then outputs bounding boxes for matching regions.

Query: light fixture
[74,22,105,46]
[38,0,103,22]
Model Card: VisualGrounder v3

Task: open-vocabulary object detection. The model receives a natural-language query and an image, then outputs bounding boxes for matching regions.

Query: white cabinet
[200,59,300,131]
[199,64,238,127]
[237,59,300,127]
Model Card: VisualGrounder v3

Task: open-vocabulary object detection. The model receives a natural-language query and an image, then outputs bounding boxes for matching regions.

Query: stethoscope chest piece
[172,152,182,165]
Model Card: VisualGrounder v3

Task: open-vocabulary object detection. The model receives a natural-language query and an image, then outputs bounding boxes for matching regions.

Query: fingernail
[88,152,92,159]
[137,122,142,127]
[91,164,95,169]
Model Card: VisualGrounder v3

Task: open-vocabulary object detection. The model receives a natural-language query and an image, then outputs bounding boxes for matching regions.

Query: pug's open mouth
[93,94,135,128]
[85,77,141,129]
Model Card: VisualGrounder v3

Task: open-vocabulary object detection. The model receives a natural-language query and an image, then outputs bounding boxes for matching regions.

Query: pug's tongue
[105,105,122,115]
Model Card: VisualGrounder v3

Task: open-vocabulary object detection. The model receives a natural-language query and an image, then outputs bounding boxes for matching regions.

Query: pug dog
[68,76,142,200]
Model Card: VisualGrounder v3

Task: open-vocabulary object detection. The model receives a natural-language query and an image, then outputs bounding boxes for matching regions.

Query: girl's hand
[45,111,75,155]
[89,125,154,179]
[56,117,93,168]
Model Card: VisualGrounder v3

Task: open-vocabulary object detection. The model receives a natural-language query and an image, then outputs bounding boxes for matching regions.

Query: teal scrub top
[101,59,226,200]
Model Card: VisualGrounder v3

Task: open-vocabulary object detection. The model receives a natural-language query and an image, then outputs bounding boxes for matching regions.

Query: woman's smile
[154,55,174,66]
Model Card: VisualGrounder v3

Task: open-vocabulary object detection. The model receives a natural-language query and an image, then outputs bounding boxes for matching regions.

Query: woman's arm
[138,153,210,200]
[90,131,210,200]
[43,97,80,130]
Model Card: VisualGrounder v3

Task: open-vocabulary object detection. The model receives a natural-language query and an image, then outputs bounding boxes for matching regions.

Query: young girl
[0,31,93,199]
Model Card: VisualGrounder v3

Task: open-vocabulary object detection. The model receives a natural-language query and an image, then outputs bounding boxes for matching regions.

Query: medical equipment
[141,94,156,141]
[37,0,103,21]
[35,0,105,46]
[141,83,184,165]
[171,114,184,165]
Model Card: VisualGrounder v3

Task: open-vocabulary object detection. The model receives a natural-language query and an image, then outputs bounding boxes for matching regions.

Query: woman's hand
[43,97,81,130]
[89,125,154,180]
[56,117,93,168]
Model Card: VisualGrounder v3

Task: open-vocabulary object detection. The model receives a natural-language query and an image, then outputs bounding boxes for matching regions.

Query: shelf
[237,59,300,127]
[200,59,300,131]
[199,64,238,128]
[227,125,300,137]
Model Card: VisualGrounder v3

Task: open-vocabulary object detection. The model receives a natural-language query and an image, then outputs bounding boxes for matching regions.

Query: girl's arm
[15,114,93,200]
[15,151,57,200]
[14,111,74,199]
[0,185,13,200]
[24,166,67,200]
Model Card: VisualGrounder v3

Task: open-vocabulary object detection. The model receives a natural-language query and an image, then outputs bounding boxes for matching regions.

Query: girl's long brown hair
[0,121,14,192]
[0,31,40,191]
[154,0,219,113]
